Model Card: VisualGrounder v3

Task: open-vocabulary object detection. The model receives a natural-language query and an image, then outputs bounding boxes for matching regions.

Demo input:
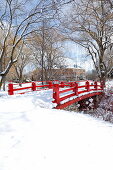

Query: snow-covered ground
[0,80,113,170]
[106,79,113,89]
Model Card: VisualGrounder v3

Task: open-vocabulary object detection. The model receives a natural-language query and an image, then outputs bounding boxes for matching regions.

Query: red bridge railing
[8,80,104,109]
[8,80,74,95]
[52,81,104,109]
[8,80,59,95]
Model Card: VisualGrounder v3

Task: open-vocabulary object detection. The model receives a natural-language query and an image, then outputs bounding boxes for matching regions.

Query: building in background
[31,67,86,82]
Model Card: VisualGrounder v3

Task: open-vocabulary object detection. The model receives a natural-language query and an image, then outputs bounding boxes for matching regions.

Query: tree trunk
[0,75,6,90]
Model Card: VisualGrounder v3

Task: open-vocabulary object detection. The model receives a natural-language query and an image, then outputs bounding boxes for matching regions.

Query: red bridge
[8,80,104,109]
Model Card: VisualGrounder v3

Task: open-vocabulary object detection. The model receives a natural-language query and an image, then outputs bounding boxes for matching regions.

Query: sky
[63,41,94,71]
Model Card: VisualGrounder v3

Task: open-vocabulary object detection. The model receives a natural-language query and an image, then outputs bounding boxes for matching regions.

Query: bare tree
[13,41,32,83]
[0,0,60,88]
[29,22,66,81]
[60,0,113,82]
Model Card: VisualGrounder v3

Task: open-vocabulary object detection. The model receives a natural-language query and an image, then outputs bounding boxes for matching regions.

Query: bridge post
[70,82,74,87]
[85,81,90,92]
[48,81,53,89]
[94,81,98,90]
[8,82,14,95]
[73,82,78,96]
[61,82,65,88]
[53,84,60,105]
[32,82,36,91]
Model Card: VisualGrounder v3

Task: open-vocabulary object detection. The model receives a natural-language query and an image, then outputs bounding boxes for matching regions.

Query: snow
[0,84,113,170]
[106,79,113,88]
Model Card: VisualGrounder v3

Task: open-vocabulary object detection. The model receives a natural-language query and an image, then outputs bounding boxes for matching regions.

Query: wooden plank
[60,93,75,102]
[59,87,74,94]
[13,86,32,91]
